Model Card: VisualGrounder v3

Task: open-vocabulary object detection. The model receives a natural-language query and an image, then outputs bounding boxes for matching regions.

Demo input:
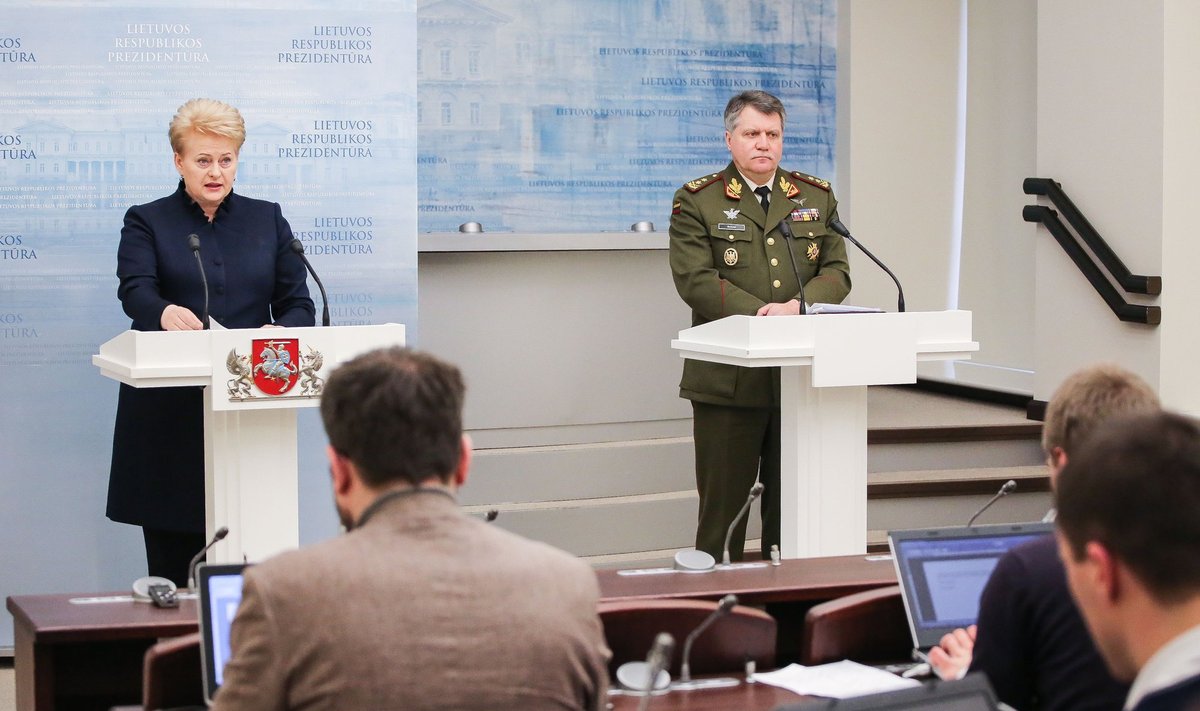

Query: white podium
[93,324,405,563]
[672,311,977,559]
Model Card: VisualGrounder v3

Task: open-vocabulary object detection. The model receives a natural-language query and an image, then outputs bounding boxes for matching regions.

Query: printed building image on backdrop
[0,1,417,652]
[416,0,837,233]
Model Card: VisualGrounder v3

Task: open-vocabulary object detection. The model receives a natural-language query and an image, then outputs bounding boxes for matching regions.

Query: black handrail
[1023,178,1161,295]
[1022,205,1161,325]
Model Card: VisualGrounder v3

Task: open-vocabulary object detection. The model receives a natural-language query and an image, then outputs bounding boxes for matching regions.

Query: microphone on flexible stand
[828,217,906,312]
[775,220,808,314]
[187,234,210,329]
[675,594,740,689]
[289,239,330,327]
[722,483,764,566]
[186,526,229,591]
[967,480,1017,527]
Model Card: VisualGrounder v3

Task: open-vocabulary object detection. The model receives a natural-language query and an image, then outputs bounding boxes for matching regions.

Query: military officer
[669,90,851,560]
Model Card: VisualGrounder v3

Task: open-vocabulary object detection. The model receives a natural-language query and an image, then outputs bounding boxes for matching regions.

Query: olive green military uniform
[669,161,851,560]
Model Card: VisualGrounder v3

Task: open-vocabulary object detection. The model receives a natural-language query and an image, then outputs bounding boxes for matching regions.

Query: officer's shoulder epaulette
[791,171,832,191]
[682,173,722,193]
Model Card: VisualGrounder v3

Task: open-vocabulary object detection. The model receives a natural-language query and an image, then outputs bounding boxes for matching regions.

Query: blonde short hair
[1042,363,1159,456]
[168,98,246,154]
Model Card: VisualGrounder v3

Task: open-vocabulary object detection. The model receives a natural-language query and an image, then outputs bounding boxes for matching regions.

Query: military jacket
[669,162,851,407]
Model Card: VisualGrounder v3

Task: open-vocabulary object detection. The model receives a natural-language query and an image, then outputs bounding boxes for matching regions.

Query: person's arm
[210,573,287,711]
[268,203,316,327]
[964,552,1037,709]
[669,186,766,320]
[116,206,194,330]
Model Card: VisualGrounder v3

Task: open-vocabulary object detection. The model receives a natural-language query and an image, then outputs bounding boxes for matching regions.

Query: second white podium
[672,311,977,559]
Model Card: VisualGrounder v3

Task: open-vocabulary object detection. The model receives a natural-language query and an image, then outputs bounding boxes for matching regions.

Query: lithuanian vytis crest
[252,339,300,395]
[227,340,325,401]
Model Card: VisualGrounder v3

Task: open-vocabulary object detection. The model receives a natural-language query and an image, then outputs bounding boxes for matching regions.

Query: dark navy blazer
[107,182,315,532]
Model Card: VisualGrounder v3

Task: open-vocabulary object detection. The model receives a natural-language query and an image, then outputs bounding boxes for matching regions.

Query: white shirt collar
[1125,622,1200,709]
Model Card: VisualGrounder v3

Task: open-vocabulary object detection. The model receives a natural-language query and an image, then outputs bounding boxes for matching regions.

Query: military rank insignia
[684,173,720,193]
[806,242,820,262]
[725,176,743,199]
[792,171,832,191]
[724,247,739,266]
[778,175,799,198]
[790,208,821,222]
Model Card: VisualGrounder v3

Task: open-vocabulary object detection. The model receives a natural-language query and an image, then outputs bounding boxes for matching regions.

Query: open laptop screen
[197,562,249,706]
[888,522,1053,649]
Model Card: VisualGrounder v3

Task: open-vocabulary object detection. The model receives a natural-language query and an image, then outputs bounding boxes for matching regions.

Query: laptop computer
[196,562,250,706]
[777,672,1003,710]
[887,522,1054,652]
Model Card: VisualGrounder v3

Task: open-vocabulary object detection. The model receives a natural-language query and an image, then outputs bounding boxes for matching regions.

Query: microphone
[289,239,331,327]
[187,234,210,329]
[722,482,765,566]
[967,480,1017,527]
[828,217,906,312]
[679,594,738,682]
[186,526,229,590]
[774,220,808,314]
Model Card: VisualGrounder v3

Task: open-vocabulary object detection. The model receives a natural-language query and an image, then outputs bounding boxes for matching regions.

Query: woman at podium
[106,99,315,585]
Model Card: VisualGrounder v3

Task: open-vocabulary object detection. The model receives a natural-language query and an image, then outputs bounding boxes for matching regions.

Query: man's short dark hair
[724,90,786,133]
[319,347,465,488]
[1056,410,1200,604]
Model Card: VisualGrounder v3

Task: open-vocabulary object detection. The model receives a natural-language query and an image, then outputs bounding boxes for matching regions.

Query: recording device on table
[129,526,230,610]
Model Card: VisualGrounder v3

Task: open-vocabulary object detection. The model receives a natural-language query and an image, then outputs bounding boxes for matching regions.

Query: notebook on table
[196,562,249,706]
[887,522,1054,652]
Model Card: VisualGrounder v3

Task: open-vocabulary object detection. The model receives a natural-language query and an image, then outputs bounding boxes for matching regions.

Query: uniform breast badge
[806,242,820,262]
[723,208,740,219]
[724,247,739,266]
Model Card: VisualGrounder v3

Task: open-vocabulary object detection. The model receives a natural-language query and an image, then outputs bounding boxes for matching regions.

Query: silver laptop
[196,562,249,706]
[887,522,1054,651]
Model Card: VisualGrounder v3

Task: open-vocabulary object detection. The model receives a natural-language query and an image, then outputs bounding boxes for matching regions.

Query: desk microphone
[289,239,330,327]
[186,526,229,591]
[775,220,808,314]
[967,480,1017,527]
[187,234,210,329]
[828,217,907,312]
[722,482,764,566]
[679,594,738,683]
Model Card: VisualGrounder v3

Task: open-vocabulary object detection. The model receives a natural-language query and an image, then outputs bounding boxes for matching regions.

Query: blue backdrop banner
[0,1,417,651]
[417,0,837,233]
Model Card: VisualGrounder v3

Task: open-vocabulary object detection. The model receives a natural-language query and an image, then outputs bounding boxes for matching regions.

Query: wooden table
[609,679,804,709]
[597,554,896,604]
[7,592,197,711]
[7,555,895,711]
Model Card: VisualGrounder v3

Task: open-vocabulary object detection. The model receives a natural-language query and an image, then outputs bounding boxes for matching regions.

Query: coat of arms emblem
[252,339,300,395]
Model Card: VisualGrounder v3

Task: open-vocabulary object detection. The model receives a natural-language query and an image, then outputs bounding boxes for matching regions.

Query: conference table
[7,554,897,711]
